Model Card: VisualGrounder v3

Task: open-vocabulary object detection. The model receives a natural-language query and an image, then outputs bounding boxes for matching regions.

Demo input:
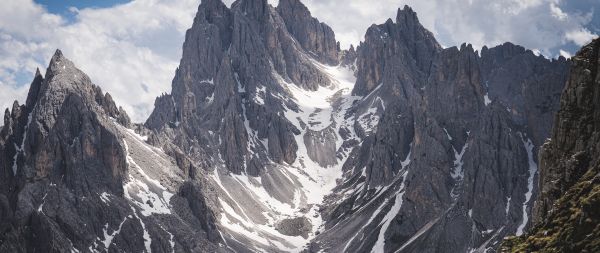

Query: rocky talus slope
[0,0,575,252]
[501,38,600,253]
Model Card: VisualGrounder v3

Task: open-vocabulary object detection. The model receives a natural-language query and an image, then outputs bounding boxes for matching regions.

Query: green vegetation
[501,165,600,253]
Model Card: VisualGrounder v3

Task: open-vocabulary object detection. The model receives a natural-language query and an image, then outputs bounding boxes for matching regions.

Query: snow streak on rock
[371,170,409,253]
[210,59,360,252]
[102,216,129,250]
[516,134,538,236]
[12,112,32,175]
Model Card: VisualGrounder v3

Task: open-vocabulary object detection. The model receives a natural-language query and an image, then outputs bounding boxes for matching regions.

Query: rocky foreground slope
[0,0,574,252]
[501,39,600,253]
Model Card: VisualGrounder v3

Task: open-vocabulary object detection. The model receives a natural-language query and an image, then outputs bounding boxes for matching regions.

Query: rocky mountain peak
[203,1,231,20]
[231,0,269,20]
[310,3,570,252]
[198,0,228,12]
[1,49,129,193]
[353,6,441,96]
[0,1,585,253]
[396,5,418,24]
[1,48,225,252]
[25,67,44,112]
[146,0,339,178]
[459,42,475,52]
[278,0,309,13]
[481,42,526,59]
[47,49,70,74]
[277,0,339,64]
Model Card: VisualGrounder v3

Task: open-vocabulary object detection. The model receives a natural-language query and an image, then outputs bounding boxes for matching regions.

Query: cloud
[550,2,568,20]
[559,49,572,58]
[301,0,598,55]
[565,27,597,46]
[0,0,200,122]
[0,0,598,123]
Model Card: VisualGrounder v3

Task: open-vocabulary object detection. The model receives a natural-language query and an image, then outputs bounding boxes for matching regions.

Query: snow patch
[276,66,352,131]
[396,218,440,252]
[505,197,512,216]
[443,128,453,141]
[123,140,174,216]
[100,192,111,204]
[37,192,48,213]
[200,79,214,85]
[160,225,175,253]
[516,135,538,236]
[206,92,215,103]
[400,147,412,170]
[358,106,380,134]
[212,61,359,251]
[450,136,469,199]
[102,216,129,250]
[343,166,411,252]
[131,206,152,252]
[484,93,491,106]
[451,143,468,181]
[371,170,409,253]
[12,112,32,175]
[254,85,266,105]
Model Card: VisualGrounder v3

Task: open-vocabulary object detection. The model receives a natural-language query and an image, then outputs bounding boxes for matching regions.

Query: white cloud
[0,0,200,122]
[550,2,568,20]
[300,0,597,55]
[0,0,598,123]
[0,81,29,119]
[565,27,596,46]
[559,49,572,58]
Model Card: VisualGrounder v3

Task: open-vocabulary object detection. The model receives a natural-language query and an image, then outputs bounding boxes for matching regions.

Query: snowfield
[209,59,362,252]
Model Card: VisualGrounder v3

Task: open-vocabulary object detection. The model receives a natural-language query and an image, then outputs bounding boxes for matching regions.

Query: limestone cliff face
[502,38,600,253]
[0,50,130,199]
[352,6,441,97]
[480,43,570,147]
[145,0,341,177]
[0,51,223,253]
[310,6,570,253]
[277,0,339,65]
[0,1,580,252]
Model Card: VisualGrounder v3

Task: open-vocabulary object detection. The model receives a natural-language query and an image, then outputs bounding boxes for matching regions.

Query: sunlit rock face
[0,50,222,252]
[502,38,600,253]
[0,0,574,252]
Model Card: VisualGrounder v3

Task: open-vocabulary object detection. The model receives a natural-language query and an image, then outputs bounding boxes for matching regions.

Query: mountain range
[1,0,595,252]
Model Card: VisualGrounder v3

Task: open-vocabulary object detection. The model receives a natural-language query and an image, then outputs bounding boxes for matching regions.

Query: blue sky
[0,0,598,122]
[7,1,131,87]
[35,0,130,20]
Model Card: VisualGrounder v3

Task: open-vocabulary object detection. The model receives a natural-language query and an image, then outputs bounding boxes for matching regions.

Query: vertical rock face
[310,6,570,253]
[277,0,339,65]
[0,1,580,253]
[0,50,130,197]
[0,50,131,251]
[353,6,441,96]
[502,38,600,253]
[480,43,570,147]
[145,0,339,177]
[340,44,358,68]
[0,51,223,252]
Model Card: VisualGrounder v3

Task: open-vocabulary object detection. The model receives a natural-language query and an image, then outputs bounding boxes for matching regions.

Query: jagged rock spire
[277,0,339,64]
[396,5,418,23]
[353,5,441,96]
[231,0,269,20]
[25,67,44,111]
